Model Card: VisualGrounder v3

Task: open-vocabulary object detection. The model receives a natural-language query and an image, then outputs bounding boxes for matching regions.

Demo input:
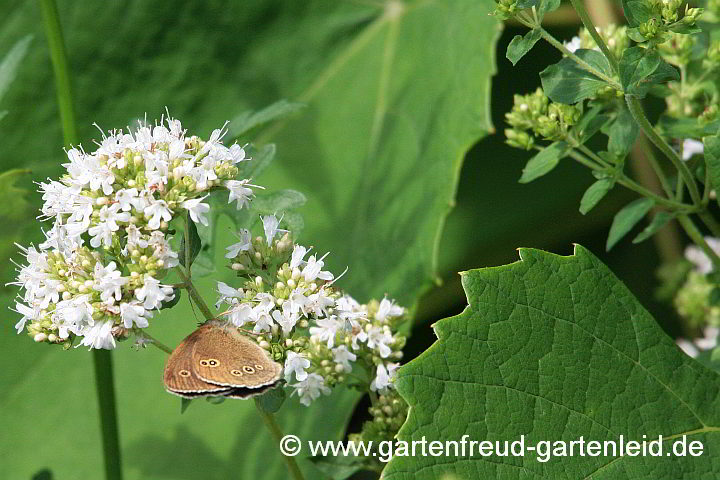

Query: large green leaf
[0,1,501,479]
[252,0,500,306]
[385,246,720,479]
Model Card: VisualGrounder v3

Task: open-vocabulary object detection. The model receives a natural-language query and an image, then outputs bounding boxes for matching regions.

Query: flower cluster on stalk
[9,116,255,349]
[216,215,408,406]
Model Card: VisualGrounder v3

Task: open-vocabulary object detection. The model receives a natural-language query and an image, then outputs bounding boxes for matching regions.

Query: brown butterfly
[164,320,283,399]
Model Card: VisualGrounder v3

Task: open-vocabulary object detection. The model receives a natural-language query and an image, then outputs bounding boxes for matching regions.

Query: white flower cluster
[9,115,255,349]
[216,216,407,406]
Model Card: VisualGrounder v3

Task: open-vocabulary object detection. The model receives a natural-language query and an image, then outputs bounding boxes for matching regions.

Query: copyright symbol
[280,435,301,456]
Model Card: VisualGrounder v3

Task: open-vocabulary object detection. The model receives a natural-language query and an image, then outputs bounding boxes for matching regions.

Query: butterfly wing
[192,325,283,389]
[164,325,232,398]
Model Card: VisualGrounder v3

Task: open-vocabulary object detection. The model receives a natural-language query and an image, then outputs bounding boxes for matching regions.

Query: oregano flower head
[9,115,255,349]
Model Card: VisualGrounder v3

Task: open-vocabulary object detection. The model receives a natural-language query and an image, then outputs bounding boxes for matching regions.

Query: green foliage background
[0,0,690,479]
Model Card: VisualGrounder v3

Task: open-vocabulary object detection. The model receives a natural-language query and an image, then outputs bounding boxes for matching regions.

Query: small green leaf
[516,0,540,8]
[577,113,612,143]
[0,169,32,223]
[178,218,202,268]
[254,386,286,414]
[538,0,561,18]
[540,49,613,104]
[229,100,305,139]
[205,396,226,405]
[180,398,192,414]
[604,106,639,157]
[657,116,720,139]
[703,136,720,197]
[518,141,568,183]
[633,211,675,243]
[0,35,32,104]
[606,197,655,250]
[308,454,366,480]
[506,29,541,66]
[160,288,182,310]
[620,47,679,98]
[621,0,655,27]
[237,143,276,180]
[579,178,614,215]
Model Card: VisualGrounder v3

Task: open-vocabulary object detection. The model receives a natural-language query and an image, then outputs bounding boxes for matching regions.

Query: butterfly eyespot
[179,370,191,377]
[207,359,219,367]
[231,369,243,376]
[255,364,264,370]
[243,365,255,374]
[199,360,209,366]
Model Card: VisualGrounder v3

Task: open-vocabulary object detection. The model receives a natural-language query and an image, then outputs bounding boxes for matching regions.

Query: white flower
[290,373,331,406]
[375,297,404,322]
[366,326,394,358]
[225,179,255,210]
[310,316,341,348]
[182,195,210,226]
[78,320,116,350]
[370,363,399,391]
[261,215,288,246]
[147,232,179,268]
[676,326,719,358]
[120,302,150,328]
[125,224,149,250]
[284,351,311,381]
[303,288,335,318]
[290,245,309,269]
[11,302,40,333]
[216,281,243,309]
[135,275,174,310]
[225,229,252,258]
[115,188,139,211]
[229,303,254,327]
[564,36,582,53]
[88,203,130,248]
[144,199,173,230]
[93,261,128,305]
[272,303,299,334]
[684,237,720,274]
[682,139,704,161]
[303,253,334,282]
[53,295,94,338]
[332,345,357,372]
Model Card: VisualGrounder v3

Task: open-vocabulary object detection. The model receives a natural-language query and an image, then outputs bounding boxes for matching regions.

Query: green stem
[569,0,619,73]
[677,215,720,270]
[254,399,306,480]
[91,351,123,480]
[142,332,173,354]
[699,211,720,238]
[174,267,215,322]
[639,136,674,197]
[39,0,78,147]
[40,2,123,479]
[626,96,702,206]
[567,150,694,212]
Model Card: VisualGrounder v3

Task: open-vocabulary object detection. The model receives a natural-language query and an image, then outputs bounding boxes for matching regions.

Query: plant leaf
[538,0,561,18]
[579,178,614,215]
[0,35,32,104]
[620,47,679,98]
[179,218,202,268]
[540,49,613,104]
[254,386,286,414]
[606,197,655,250]
[506,29,541,66]
[703,135,720,198]
[621,0,655,27]
[519,141,568,183]
[229,100,305,139]
[384,246,720,479]
[633,211,675,243]
[604,106,639,157]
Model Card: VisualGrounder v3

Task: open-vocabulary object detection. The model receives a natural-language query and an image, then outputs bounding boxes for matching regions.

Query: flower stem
[626,96,702,206]
[39,0,78,147]
[174,267,215,322]
[254,399,306,480]
[91,351,123,480]
[569,0,619,73]
[40,1,123,479]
